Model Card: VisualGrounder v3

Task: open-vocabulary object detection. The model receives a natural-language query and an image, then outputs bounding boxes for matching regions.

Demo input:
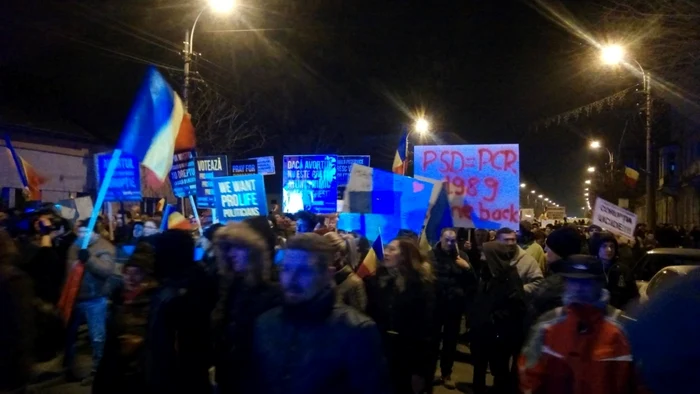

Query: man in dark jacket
[65,222,116,383]
[429,228,475,389]
[589,231,639,309]
[250,233,390,394]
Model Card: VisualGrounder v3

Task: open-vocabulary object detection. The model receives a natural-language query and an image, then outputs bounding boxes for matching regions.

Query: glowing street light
[584,193,589,196]
[520,183,526,188]
[414,118,430,135]
[209,0,236,13]
[538,194,543,198]
[585,180,591,185]
[601,44,624,65]
[585,188,589,191]
[590,140,602,149]
[587,166,596,173]
[531,190,536,194]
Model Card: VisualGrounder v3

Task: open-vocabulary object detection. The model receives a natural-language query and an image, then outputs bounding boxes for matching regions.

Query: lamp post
[404,117,430,176]
[183,0,237,111]
[601,44,654,227]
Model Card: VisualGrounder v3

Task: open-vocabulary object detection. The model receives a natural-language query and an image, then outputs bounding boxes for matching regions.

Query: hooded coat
[588,233,639,309]
[512,246,544,297]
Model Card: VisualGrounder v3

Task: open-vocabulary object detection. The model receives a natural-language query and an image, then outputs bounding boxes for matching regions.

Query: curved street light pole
[182,7,208,112]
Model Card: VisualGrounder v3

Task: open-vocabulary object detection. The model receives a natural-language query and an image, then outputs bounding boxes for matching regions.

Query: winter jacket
[334,265,367,312]
[365,267,435,390]
[429,243,476,301]
[519,297,645,394]
[602,261,639,310]
[526,259,566,330]
[250,287,390,394]
[0,264,35,392]
[67,236,116,301]
[215,278,282,394]
[512,246,544,297]
[522,241,547,275]
[471,242,527,349]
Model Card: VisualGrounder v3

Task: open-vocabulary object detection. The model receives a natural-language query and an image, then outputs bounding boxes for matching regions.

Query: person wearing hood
[519,255,646,394]
[324,232,366,312]
[518,221,546,275]
[527,226,582,329]
[65,221,116,384]
[251,233,390,394]
[212,222,283,394]
[470,241,526,394]
[496,228,543,297]
[589,231,639,310]
[427,228,474,390]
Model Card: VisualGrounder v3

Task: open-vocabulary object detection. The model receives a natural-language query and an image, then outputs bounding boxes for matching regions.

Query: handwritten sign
[231,159,258,175]
[592,197,637,240]
[95,152,141,202]
[195,155,229,208]
[336,155,371,185]
[282,155,337,214]
[213,174,268,222]
[546,206,566,221]
[250,156,276,175]
[169,149,197,198]
[414,144,520,229]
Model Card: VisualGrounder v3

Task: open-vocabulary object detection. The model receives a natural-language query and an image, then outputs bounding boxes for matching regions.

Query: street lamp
[402,116,431,175]
[600,44,654,227]
[520,183,526,188]
[414,118,430,135]
[538,195,544,199]
[587,166,596,173]
[585,180,591,185]
[531,190,536,194]
[183,0,237,110]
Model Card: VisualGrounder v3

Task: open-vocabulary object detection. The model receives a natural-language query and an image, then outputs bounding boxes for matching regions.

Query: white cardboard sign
[592,197,637,240]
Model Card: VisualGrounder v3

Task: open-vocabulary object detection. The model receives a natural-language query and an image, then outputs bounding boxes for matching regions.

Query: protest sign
[336,155,371,185]
[282,155,337,214]
[94,152,141,202]
[195,155,229,209]
[56,196,94,222]
[213,174,268,222]
[250,156,276,175]
[231,159,258,175]
[592,197,637,240]
[342,165,433,239]
[169,149,197,198]
[414,144,520,229]
[546,206,566,220]
[520,208,535,220]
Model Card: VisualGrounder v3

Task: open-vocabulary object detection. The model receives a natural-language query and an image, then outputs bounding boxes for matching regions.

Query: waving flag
[357,232,384,279]
[392,131,408,175]
[4,135,47,201]
[624,166,640,187]
[117,67,195,187]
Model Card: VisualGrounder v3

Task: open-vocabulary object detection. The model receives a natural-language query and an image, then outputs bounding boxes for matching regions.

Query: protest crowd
[1,201,699,394]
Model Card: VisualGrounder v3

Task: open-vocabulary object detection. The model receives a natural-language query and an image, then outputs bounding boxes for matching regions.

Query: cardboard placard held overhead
[336,155,371,186]
[195,155,229,209]
[94,152,142,202]
[250,156,276,175]
[282,155,337,214]
[169,149,197,198]
[592,197,637,240]
[212,174,268,223]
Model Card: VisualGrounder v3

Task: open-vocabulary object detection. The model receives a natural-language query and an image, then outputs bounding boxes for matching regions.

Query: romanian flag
[392,131,408,175]
[624,166,640,187]
[4,135,48,201]
[117,67,195,187]
[357,233,384,279]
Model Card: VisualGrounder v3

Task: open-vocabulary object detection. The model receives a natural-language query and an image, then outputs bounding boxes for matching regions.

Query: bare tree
[189,81,266,157]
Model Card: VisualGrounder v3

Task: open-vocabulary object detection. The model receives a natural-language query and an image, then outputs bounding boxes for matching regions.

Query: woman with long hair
[365,237,435,393]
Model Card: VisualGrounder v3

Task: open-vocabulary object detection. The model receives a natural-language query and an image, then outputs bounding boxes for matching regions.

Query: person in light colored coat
[495,228,543,297]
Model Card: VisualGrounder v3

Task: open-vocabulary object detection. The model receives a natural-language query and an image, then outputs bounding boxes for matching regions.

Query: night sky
[1,0,648,211]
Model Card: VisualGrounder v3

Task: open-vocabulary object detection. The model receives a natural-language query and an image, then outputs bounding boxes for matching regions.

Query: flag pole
[188,194,203,236]
[82,149,122,249]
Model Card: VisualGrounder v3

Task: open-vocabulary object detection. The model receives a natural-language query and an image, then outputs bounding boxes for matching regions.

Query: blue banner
[251,156,275,175]
[95,152,141,202]
[213,174,268,222]
[195,155,229,209]
[336,155,370,185]
[169,149,197,198]
[282,155,337,214]
[231,159,258,175]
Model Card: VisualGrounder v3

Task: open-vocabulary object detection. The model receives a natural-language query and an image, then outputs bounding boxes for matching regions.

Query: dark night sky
[1,0,646,211]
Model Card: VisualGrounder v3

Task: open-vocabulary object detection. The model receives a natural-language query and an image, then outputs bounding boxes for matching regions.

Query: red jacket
[519,303,647,394]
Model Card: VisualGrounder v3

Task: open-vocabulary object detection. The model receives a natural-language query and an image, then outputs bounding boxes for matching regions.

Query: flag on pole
[357,232,384,279]
[420,183,453,252]
[392,131,408,175]
[117,67,195,188]
[624,166,640,187]
[4,134,48,201]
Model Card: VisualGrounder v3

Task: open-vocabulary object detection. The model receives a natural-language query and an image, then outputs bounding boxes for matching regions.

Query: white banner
[592,197,637,240]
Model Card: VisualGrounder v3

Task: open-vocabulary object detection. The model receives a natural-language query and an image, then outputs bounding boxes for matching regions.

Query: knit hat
[545,226,581,260]
[588,231,618,258]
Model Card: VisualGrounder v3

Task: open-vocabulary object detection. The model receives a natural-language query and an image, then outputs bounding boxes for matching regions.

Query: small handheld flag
[4,134,48,201]
[392,131,408,175]
[357,231,384,279]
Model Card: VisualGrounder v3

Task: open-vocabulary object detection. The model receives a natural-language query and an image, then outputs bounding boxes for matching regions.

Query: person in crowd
[496,227,543,297]
[211,222,282,394]
[519,221,547,275]
[427,228,473,390]
[21,212,65,306]
[534,229,546,248]
[519,255,645,394]
[471,241,526,394]
[543,224,554,237]
[325,231,366,311]
[356,233,371,264]
[244,215,280,282]
[0,229,35,393]
[364,236,434,394]
[65,221,116,385]
[488,230,497,241]
[142,219,159,237]
[589,231,639,310]
[580,224,602,254]
[294,210,318,233]
[144,229,211,393]
[251,233,389,394]
[114,210,133,244]
[528,226,582,327]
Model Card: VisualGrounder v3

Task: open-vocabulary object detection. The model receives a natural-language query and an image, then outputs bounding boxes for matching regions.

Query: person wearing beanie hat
[544,226,582,265]
[588,231,639,310]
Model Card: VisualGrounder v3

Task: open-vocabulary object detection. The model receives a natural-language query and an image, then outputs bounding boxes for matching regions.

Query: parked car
[633,248,700,282]
[637,265,700,303]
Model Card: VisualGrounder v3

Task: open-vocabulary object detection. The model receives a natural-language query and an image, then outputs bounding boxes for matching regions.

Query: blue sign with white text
[213,174,268,222]
[251,156,276,175]
[336,155,370,185]
[282,155,337,214]
[195,155,229,208]
[95,152,141,202]
[169,150,197,198]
